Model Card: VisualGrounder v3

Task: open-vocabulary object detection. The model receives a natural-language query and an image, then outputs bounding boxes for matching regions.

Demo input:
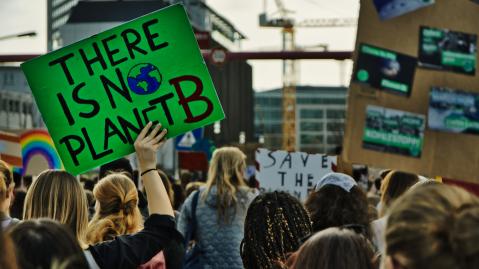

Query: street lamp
[0,31,37,42]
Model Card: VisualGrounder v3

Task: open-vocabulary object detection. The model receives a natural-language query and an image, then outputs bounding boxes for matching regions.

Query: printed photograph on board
[352,43,417,96]
[419,26,477,75]
[363,105,425,158]
[373,0,435,20]
[429,87,479,135]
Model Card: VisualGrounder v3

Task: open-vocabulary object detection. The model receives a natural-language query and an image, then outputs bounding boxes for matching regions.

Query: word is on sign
[255,148,337,200]
[21,4,225,175]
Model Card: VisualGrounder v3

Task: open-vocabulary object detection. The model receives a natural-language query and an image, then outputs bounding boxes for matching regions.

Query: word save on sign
[21,4,225,175]
[256,148,337,200]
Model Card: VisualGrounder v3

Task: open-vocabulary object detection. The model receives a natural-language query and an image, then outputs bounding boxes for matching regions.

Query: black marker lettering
[280,153,292,169]
[49,53,75,85]
[100,68,132,109]
[82,127,112,160]
[264,150,276,168]
[278,171,286,186]
[142,19,169,51]
[148,92,175,125]
[79,42,107,76]
[57,93,75,126]
[121,29,147,59]
[102,34,128,66]
[104,118,127,150]
[59,134,85,166]
[295,173,303,187]
[72,82,100,119]
[118,108,144,144]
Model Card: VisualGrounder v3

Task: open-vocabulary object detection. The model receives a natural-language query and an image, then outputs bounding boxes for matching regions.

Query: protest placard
[419,26,477,76]
[363,105,425,158]
[21,4,225,175]
[352,43,417,96]
[255,148,337,200]
[429,87,479,135]
[373,0,435,20]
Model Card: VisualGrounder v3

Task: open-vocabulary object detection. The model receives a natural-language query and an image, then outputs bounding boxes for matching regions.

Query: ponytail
[86,173,143,245]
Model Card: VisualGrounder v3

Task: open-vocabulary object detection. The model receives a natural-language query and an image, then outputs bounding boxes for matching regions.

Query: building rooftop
[67,0,245,42]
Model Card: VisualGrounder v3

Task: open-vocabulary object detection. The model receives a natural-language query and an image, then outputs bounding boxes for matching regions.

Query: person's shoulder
[238,186,259,199]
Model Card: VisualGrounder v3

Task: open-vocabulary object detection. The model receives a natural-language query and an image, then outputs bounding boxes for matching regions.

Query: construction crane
[259,0,356,151]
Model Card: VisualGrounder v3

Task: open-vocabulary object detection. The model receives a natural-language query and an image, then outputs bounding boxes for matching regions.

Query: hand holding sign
[134,122,168,172]
[21,4,225,174]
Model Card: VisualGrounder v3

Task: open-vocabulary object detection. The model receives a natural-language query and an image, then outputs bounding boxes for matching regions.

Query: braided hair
[241,191,312,269]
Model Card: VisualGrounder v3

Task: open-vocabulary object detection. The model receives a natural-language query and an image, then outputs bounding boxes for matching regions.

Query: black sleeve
[88,214,185,269]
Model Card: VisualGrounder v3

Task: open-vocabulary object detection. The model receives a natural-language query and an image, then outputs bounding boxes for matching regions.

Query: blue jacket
[178,186,258,269]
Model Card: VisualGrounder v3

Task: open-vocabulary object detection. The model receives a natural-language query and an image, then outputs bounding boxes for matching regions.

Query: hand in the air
[134,122,168,171]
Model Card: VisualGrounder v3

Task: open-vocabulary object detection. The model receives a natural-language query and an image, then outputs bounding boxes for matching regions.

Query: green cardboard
[21,4,225,175]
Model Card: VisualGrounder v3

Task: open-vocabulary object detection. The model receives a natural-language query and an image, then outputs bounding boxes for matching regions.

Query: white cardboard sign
[255,148,337,200]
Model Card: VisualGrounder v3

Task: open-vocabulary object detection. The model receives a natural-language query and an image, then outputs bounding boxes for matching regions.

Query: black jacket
[88,214,185,269]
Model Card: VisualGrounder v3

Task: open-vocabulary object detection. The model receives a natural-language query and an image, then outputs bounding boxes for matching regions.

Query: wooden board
[343,0,479,182]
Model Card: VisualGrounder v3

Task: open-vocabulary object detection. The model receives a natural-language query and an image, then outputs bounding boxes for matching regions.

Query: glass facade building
[255,86,347,154]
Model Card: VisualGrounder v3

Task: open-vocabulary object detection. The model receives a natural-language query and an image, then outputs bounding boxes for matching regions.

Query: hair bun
[118,199,133,214]
[450,205,479,259]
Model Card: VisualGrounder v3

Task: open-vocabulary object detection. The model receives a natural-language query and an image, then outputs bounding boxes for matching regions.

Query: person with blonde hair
[23,170,89,245]
[0,160,19,229]
[178,146,258,269]
[371,170,419,253]
[85,173,143,244]
[22,122,185,269]
[378,170,419,217]
[383,184,479,269]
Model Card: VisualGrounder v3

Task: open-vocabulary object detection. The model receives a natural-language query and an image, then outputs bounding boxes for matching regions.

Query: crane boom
[296,18,357,27]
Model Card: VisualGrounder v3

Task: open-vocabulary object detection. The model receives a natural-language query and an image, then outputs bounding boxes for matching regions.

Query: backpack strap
[185,190,200,246]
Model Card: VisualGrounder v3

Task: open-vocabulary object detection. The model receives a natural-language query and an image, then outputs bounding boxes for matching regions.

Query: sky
[0,0,360,91]
[207,0,360,91]
[0,0,47,55]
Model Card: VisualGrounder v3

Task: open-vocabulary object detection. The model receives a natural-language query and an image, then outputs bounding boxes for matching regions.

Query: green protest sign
[362,105,425,158]
[21,4,225,175]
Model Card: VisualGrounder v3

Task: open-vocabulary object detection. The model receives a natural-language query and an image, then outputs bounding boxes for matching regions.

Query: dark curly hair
[305,184,370,239]
[241,191,312,269]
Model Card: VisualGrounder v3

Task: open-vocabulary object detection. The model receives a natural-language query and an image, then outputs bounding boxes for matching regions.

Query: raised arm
[88,123,185,269]
[134,122,174,217]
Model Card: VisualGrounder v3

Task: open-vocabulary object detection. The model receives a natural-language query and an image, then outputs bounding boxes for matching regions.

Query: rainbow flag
[19,129,63,175]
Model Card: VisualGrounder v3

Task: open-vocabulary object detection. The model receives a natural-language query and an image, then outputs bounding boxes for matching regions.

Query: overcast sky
[0,0,360,91]
[0,0,47,54]
[207,0,360,90]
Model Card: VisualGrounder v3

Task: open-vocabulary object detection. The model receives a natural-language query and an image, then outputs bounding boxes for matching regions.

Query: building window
[300,109,323,119]
[300,134,323,145]
[327,135,343,144]
[326,122,344,131]
[300,122,323,131]
[326,110,346,119]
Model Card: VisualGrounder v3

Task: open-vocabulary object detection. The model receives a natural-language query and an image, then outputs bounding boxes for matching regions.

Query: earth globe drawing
[127,63,162,95]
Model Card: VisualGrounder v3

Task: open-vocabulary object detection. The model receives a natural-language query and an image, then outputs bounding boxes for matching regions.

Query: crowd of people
[0,122,479,269]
